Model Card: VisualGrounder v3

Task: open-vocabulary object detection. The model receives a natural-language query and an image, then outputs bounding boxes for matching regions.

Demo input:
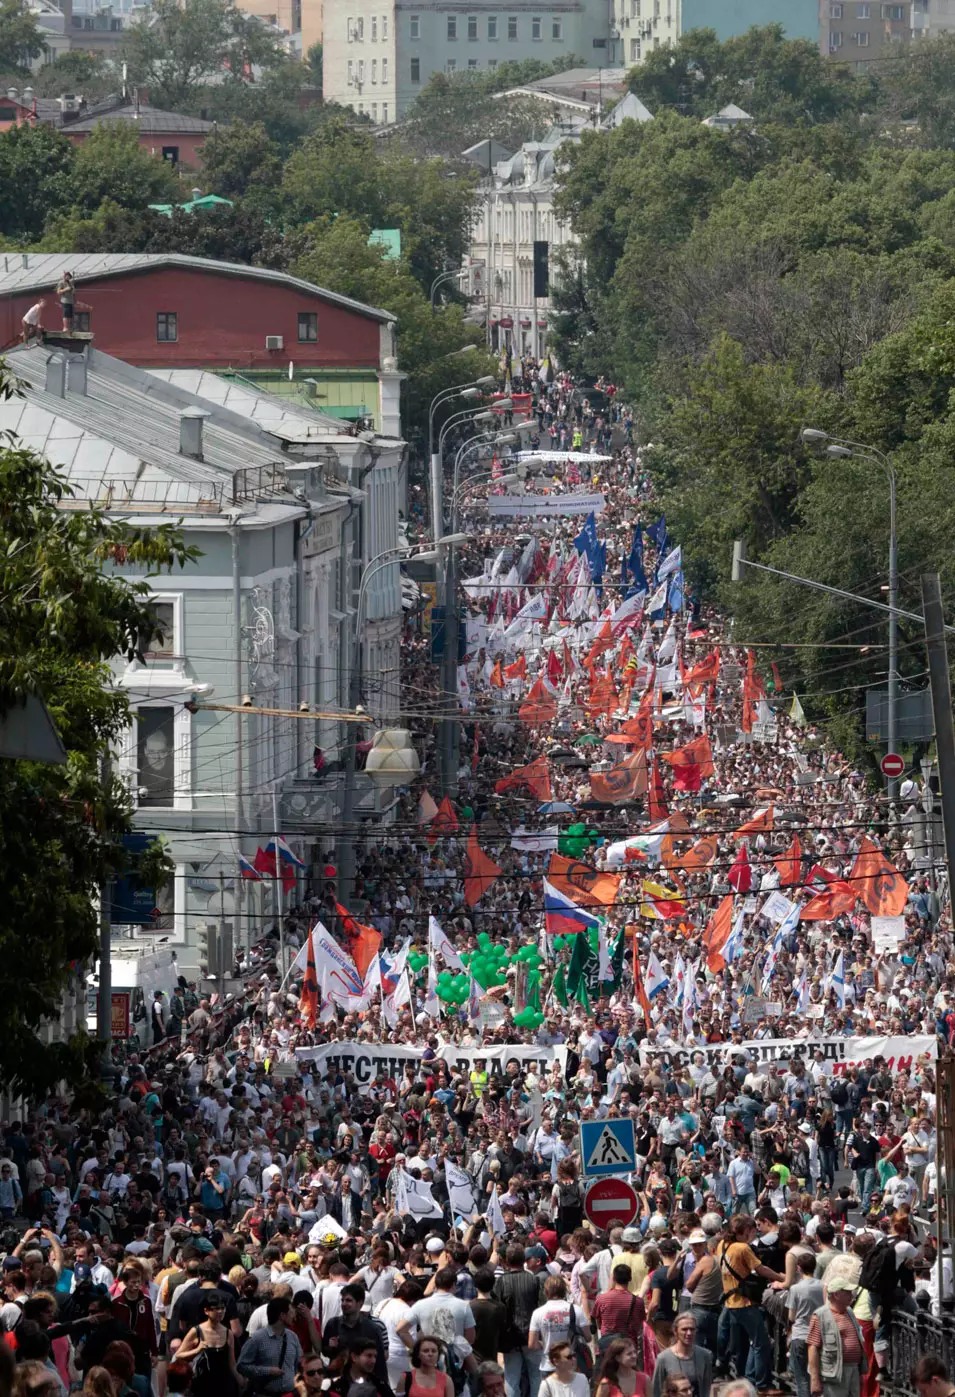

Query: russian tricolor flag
[239,854,262,882]
[543,878,602,936]
[265,836,305,869]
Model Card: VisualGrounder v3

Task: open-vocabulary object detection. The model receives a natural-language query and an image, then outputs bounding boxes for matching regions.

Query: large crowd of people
[0,363,949,1397]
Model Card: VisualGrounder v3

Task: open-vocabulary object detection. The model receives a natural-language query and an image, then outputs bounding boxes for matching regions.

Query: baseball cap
[798,1122,812,1135]
[283,1252,301,1267]
[827,1274,859,1294]
[0,1258,21,1273]
[621,1227,641,1243]
[525,1246,549,1261]
[688,1230,708,1244]
[425,1238,445,1255]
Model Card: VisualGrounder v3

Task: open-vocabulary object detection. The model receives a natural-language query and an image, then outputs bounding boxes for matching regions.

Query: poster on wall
[137,706,175,807]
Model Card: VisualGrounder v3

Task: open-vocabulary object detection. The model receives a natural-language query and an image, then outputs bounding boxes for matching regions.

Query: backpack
[859,1236,898,1306]
[830,1079,849,1107]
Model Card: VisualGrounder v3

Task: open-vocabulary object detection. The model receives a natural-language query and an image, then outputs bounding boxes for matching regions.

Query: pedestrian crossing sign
[579,1117,637,1177]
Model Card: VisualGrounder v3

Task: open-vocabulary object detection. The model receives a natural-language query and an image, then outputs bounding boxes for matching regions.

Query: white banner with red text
[294,1040,567,1091]
[639,1034,935,1076]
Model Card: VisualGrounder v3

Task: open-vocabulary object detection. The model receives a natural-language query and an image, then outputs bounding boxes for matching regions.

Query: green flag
[527,966,542,1013]
[552,962,568,1008]
[567,931,599,1011]
[601,932,625,995]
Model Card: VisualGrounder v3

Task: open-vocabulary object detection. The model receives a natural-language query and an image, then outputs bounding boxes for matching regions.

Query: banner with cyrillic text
[638,1034,935,1076]
[295,1040,567,1090]
[487,494,606,518]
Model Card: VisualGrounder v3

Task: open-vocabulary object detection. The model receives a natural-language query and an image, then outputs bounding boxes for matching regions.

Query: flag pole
[271,787,287,979]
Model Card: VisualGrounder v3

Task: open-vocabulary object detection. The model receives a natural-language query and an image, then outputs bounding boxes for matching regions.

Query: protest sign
[487,494,606,518]
[639,1033,934,1076]
[871,915,905,953]
[295,1039,566,1089]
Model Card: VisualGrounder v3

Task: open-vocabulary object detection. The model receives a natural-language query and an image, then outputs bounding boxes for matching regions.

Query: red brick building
[57,102,215,168]
[0,253,402,435]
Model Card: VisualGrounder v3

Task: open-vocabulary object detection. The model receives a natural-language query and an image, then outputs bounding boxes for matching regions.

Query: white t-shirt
[539,1377,590,1397]
[375,1297,414,1369]
[529,1301,588,1372]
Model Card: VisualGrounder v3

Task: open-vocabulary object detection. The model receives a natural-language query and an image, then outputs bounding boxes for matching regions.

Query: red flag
[770,661,783,693]
[648,760,668,822]
[489,660,504,689]
[850,835,909,916]
[621,695,654,751]
[546,648,563,688]
[562,637,576,675]
[728,843,752,894]
[472,726,481,774]
[253,845,296,893]
[733,805,774,840]
[427,795,459,844]
[519,676,557,726]
[464,829,501,907]
[775,834,803,887]
[703,894,735,973]
[299,929,319,1029]
[683,650,720,687]
[681,835,718,872]
[547,854,621,908]
[495,755,553,801]
[504,655,526,683]
[335,901,381,981]
[587,668,619,718]
[741,649,764,733]
[800,882,857,920]
[590,751,648,805]
[584,620,614,669]
[663,735,714,792]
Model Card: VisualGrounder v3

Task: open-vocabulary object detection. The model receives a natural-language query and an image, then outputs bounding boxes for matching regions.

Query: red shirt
[370,1142,396,1181]
[591,1288,646,1341]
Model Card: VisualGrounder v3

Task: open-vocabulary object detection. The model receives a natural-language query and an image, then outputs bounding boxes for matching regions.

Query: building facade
[0,254,403,438]
[324,0,613,123]
[0,342,405,975]
[819,0,911,62]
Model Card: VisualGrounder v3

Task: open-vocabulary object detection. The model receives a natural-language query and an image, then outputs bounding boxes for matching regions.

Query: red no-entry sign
[881,753,905,779]
[584,1177,638,1229]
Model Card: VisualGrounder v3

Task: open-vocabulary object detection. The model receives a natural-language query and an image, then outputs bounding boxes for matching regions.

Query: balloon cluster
[558,823,601,858]
[513,1005,545,1029]
[436,971,469,1004]
[408,951,429,973]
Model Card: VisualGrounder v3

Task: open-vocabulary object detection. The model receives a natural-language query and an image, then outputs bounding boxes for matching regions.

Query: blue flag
[573,512,605,583]
[668,568,685,613]
[627,526,648,592]
[646,515,668,554]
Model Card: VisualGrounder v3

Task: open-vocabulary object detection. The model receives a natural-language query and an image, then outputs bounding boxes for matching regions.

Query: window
[488,57,497,67]
[74,310,90,332]
[882,2,904,15]
[851,29,870,41]
[447,14,457,38]
[552,17,562,38]
[446,57,456,70]
[382,58,388,81]
[468,13,477,38]
[347,57,354,83]
[508,14,518,38]
[382,13,388,37]
[409,13,419,37]
[488,14,497,37]
[137,706,175,807]
[356,16,363,37]
[298,312,318,342]
[372,57,378,81]
[347,15,355,39]
[830,2,842,15]
[371,101,378,120]
[630,37,639,58]
[145,601,176,658]
[468,57,478,67]
[357,59,365,82]
[161,145,179,164]
[532,15,542,39]
[156,312,178,342]
[411,56,421,80]
[829,28,843,46]
[371,14,377,39]
[856,2,870,12]
[382,102,388,120]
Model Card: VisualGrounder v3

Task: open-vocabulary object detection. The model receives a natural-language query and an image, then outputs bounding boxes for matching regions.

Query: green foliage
[0,0,44,72]
[199,120,283,204]
[69,123,183,211]
[306,41,322,93]
[30,50,114,100]
[0,364,197,1096]
[120,0,286,108]
[0,123,75,240]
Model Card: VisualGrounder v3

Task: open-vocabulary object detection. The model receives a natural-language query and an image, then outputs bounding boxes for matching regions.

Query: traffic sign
[579,1117,637,1177]
[584,1177,639,1229]
[881,753,905,779]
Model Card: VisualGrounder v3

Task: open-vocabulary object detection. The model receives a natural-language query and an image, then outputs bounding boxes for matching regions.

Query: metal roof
[0,252,396,324]
[62,102,215,134]
[0,343,309,521]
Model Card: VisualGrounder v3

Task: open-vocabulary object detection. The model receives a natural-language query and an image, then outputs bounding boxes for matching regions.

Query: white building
[0,342,405,975]
[324,0,614,124]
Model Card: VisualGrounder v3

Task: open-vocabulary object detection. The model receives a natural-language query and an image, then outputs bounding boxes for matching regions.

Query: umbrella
[560,757,590,771]
[574,734,602,746]
[547,746,576,759]
[537,801,576,815]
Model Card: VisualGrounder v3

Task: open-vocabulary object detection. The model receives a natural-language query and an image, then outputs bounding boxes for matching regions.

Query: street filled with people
[0,365,950,1397]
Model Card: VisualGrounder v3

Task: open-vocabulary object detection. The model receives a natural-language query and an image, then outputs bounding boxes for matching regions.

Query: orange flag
[684,649,721,687]
[588,667,619,718]
[547,853,621,908]
[733,805,775,840]
[590,750,648,805]
[800,882,858,920]
[427,795,459,844]
[335,901,382,981]
[584,620,613,669]
[633,942,652,1023]
[850,835,910,916]
[648,760,668,822]
[495,755,553,801]
[681,834,719,872]
[621,698,654,750]
[519,677,557,726]
[504,655,526,683]
[775,834,803,887]
[663,735,714,792]
[741,648,764,733]
[489,659,504,689]
[703,894,734,973]
[299,929,319,1029]
[464,829,502,907]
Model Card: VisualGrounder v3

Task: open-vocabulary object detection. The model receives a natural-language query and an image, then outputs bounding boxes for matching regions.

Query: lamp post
[337,538,465,902]
[801,428,898,799]
[428,375,496,544]
[430,268,463,311]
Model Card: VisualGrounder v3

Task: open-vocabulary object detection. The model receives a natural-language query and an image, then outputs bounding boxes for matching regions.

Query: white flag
[429,915,466,972]
[394,1169,444,1220]
[485,1183,507,1236]
[657,544,682,581]
[424,951,440,1018]
[658,616,678,663]
[445,1162,475,1217]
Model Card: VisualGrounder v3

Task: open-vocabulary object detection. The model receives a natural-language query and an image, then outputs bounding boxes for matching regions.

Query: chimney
[6,88,18,102]
[179,406,209,460]
[67,353,87,394]
[45,353,65,397]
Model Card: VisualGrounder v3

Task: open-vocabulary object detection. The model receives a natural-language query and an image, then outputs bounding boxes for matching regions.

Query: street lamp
[428,378,497,542]
[801,427,898,798]
[430,268,463,311]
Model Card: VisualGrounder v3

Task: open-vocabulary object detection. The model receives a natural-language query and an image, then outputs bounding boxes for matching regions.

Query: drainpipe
[228,511,246,954]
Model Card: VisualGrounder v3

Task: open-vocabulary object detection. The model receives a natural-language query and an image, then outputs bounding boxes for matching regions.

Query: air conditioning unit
[265,335,284,350]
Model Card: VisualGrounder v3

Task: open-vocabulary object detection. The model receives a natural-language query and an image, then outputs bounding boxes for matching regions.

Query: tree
[0,123,74,240]
[40,198,291,268]
[875,30,955,148]
[120,0,285,109]
[306,40,322,94]
[0,0,44,72]
[401,71,551,161]
[0,366,196,1097]
[30,50,114,100]
[67,123,182,214]
[199,120,283,205]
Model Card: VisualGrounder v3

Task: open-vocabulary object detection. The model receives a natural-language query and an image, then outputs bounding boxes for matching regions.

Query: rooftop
[0,252,396,325]
[59,100,216,135]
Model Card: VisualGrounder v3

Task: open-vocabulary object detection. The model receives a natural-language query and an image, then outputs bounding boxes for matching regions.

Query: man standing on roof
[56,271,74,330]
[21,298,45,343]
